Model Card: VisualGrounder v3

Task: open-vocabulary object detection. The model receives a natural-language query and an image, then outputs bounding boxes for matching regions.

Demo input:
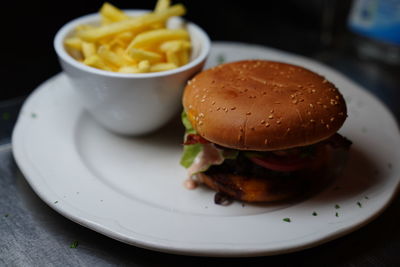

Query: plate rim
[11,41,400,257]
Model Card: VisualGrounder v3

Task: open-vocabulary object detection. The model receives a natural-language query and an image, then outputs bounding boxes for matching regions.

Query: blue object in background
[348,0,400,45]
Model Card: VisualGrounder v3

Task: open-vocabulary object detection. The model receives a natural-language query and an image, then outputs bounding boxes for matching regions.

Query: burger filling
[180,111,351,196]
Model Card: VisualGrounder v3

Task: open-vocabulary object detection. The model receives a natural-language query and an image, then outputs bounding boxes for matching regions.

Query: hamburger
[180,60,351,204]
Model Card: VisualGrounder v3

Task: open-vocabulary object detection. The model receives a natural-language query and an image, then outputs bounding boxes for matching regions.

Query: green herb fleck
[54,201,58,204]
[31,113,37,118]
[70,240,79,248]
[312,211,318,216]
[335,204,340,209]
[283,218,291,223]
[357,202,362,208]
[216,54,226,64]
[4,214,9,218]
[2,112,10,120]
[335,212,339,217]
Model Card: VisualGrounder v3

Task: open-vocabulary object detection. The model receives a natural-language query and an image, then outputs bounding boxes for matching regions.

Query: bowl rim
[53,9,211,78]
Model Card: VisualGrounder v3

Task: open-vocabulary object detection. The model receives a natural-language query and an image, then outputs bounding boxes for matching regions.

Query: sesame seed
[199,113,204,118]
[330,117,335,122]
[309,104,314,108]
[322,79,328,83]
[199,121,203,126]
[326,124,330,129]
[292,100,298,104]
[312,89,316,93]
[246,112,251,115]
[216,107,221,111]
[212,101,216,105]
[261,120,266,124]
[188,104,193,109]
[307,111,311,115]
[231,107,236,110]
[268,114,274,119]
[265,122,270,127]
[264,139,268,144]
[317,101,322,105]
[290,94,295,99]
[310,119,315,123]
[335,95,340,100]
[200,99,205,103]
[276,120,281,124]
[323,105,328,109]
[299,99,304,102]
[270,109,274,113]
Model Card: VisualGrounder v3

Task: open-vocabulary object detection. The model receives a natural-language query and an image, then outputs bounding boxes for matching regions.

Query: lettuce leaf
[181,110,196,134]
[180,143,202,168]
[179,110,239,170]
[180,110,202,168]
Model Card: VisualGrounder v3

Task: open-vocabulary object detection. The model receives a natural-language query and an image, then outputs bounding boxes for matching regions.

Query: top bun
[182,60,347,151]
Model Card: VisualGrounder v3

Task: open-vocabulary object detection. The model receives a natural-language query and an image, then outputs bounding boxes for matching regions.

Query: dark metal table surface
[1,1,400,266]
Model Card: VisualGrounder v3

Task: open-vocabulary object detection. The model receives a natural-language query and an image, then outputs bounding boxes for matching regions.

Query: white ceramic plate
[12,42,400,257]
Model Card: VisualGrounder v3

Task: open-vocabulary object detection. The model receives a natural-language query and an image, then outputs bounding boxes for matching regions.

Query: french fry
[128,29,189,49]
[125,48,163,63]
[160,40,191,66]
[165,50,180,66]
[160,40,191,52]
[154,0,170,28]
[84,55,112,71]
[81,42,96,59]
[178,49,190,65]
[78,4,186,42]
[118,65,140,73]
[97,45,125,67]
[150,62,177,72]
[155,0,171,12]
[65,2,191,73]
[100,2,130,22]
[138,60,151,72]
[64,37,83,50]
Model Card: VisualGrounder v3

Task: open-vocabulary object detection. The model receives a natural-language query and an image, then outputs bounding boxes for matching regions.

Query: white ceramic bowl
[54,10,211,135]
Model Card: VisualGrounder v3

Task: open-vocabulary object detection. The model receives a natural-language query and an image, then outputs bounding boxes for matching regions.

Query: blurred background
[2,0,396,100]
[0,0,399,137]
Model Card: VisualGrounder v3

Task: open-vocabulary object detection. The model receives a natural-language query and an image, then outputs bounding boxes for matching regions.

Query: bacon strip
[183,134,210,145]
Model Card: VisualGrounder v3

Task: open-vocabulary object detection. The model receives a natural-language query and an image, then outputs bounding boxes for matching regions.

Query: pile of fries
[64,0,191,73]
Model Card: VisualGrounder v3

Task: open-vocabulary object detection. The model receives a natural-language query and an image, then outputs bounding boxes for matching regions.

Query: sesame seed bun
[182,60,347,151]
